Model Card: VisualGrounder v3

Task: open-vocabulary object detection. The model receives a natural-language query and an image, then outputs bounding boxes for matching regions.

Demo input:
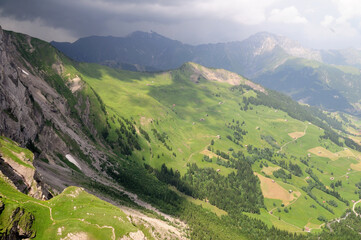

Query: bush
[317,215,328,222]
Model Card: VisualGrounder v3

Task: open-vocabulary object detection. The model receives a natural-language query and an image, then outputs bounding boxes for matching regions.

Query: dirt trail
[89,174,188,227]
[24,200,54,222]
[78,219,116,240]
[266,206,304,232]
[260,177,306,232]
[183,135,217,167]
[325,199,361,233]
[266,191,303,232]
[280,123,308,151]
[326,212,352,232]
[22,198,117,239]
[353,199,361,216]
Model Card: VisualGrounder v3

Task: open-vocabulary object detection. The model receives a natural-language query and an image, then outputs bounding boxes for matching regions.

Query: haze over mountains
[52,31,361,114]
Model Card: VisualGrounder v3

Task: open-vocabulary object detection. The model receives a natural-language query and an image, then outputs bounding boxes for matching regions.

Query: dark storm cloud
[0,0,279,41]
[1,0,361,49]
[1,0,135,36]
[0,0,200,34]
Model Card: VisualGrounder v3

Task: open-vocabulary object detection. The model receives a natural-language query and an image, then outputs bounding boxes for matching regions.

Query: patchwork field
[350,162,361,171]
[288,132,305,139]
[308,146,360,161]
[256,173,300,204]
[58,61,361,233]
[308,147,339,160]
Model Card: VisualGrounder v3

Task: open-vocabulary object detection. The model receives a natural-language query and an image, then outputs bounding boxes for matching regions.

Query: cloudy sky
[1,0,361,49]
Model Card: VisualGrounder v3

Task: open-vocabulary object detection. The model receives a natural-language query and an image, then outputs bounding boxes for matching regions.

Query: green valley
[3,27,361,240]
[66,58,361,233]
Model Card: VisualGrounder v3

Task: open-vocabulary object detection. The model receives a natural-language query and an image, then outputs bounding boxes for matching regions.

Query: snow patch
[21,69,29,75]
[65,154,82,170]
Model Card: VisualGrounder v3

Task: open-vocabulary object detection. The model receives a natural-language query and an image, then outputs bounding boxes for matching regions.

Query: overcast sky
[1,0,361,49]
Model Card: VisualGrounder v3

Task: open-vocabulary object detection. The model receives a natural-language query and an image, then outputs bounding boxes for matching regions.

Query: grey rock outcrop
[0,204,35,240]
[0,26,107,195]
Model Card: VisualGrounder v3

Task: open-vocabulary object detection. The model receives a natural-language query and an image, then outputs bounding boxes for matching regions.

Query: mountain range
[52,31,361,114]
[3,26,361,239]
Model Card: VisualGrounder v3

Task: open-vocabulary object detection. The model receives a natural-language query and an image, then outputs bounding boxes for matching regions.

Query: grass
[6,35,361,235]
[0,136,151,239]
[66,61,361,232]
[0,136,34,169]
[0,177,144,240]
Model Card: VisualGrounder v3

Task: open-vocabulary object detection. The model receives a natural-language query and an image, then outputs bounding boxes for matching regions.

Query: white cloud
[305,8,315,14]
[318,13,357,40]
[333,0,361,20]
[321,15,335,27]
[318,0,361,44]
[268,6,308,24]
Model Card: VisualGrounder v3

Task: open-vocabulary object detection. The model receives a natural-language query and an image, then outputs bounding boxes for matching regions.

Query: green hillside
[0,183,144,239]
[0,137,152,240]
[3,29,361,239]
[63,59,361,232]
[51,31,361,114]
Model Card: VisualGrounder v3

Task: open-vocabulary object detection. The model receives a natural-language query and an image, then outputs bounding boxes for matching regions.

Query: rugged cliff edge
[0,26,190,239]
[0,199,35,240]
[0,25,108,193]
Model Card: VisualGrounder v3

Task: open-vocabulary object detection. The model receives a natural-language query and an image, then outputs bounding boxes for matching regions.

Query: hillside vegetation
[69,58,361,233]
[0,137,154,240]
[3,28,361,239]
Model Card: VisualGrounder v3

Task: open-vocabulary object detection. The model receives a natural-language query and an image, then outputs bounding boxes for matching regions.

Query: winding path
[352,199,361,216]
[21,198,116,239]
[326,212,352,232]
[78,219,115,240]
[266,186,304,232]
[183,135,217,167]
[326,199,361,232]
[24,200,54,222]
[279,122,308,152]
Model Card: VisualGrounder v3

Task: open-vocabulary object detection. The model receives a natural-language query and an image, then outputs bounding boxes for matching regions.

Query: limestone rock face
[0,26,106,195]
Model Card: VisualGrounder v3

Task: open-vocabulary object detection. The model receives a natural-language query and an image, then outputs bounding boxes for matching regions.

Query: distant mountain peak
[183,62,266,93]
[127,30,169,40]
[245,32,321,61]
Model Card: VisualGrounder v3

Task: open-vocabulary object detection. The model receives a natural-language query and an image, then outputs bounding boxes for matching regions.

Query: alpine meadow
[3,1,361,240]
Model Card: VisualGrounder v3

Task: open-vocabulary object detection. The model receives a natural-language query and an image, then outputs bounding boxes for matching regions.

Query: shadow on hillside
[74,62,156,82]
[147,69,214,119]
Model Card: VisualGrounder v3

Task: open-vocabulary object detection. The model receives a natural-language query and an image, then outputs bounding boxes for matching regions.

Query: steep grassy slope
[0,137,151,240]
[0,27,259,240]
[0,183,144,240]
[66,60,361,233]
[4,27,361,239]
[0,137,251,240]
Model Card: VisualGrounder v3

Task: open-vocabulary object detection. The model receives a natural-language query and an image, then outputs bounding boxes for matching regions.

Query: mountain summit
[52,31,361,114]
[243,32,321,61]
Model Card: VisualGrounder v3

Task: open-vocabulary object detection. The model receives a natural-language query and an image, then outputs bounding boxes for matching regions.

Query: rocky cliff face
[0,136,52,199]
[0,199,35,240]
[0,26,109,196]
